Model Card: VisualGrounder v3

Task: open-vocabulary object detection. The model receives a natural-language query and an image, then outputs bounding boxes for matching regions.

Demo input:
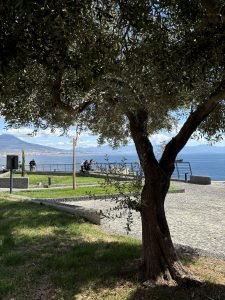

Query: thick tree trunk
[140,173,187,286]
[127,111,197,286]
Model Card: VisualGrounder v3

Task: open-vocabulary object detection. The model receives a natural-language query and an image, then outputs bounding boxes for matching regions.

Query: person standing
[88,159,93,171]
[80,160,85,172]
[84,160,89,171]
[29,159,36,171]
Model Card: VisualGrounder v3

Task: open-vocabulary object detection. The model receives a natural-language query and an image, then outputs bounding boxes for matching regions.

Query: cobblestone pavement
[64,181,225,258]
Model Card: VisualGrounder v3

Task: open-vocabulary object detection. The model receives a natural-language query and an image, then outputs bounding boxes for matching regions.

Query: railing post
[48,177,52,186]
[189,162,192,175]
[9,168,13,194]
[176,162,180,179]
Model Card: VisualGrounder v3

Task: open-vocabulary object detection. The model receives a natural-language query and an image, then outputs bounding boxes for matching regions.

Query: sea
[1,152,225,181]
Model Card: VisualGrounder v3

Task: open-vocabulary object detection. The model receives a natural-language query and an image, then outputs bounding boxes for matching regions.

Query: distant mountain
[1,134,224,156]
[0,134,136,156]
[77,143,225,156]
[76,144,137,155]
[0,134,67,154]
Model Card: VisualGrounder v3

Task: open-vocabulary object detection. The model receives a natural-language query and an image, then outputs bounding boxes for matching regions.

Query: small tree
[72,125,82,189]
[21,149,25,177]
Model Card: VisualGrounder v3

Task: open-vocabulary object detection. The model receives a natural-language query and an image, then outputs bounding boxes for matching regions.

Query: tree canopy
[1,0,225,144]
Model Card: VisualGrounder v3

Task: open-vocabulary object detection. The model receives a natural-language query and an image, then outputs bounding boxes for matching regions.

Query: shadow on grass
[1,198,225,299]
[128,282,225,300]
[0,198,141,298]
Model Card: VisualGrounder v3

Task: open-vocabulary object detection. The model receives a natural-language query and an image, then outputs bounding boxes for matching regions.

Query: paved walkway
[64,181,225,259]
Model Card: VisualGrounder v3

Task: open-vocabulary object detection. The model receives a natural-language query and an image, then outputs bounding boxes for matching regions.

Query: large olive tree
[1,0,225,285]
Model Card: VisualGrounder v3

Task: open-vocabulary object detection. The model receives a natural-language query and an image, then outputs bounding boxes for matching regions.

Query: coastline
[0,152,224,180]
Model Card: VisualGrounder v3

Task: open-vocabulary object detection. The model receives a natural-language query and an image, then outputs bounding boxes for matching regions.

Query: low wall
[0,177,29,189]
[189,175,211,185]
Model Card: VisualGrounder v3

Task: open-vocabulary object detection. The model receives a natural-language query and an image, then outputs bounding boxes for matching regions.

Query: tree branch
[127,110,158,171]
[160,79,225,173]
[51,70,92,115]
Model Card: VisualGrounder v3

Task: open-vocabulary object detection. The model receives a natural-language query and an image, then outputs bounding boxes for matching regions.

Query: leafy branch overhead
[1,0,225,144]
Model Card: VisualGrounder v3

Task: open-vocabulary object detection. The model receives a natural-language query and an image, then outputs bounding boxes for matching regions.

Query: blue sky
[0,117,225,150]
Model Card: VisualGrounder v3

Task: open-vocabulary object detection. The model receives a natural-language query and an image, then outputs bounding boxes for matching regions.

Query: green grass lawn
[10,180,141,199]
[14,185,121,199]
[0,196,140,299]
[0,196,225,299]
[14,173,105,186]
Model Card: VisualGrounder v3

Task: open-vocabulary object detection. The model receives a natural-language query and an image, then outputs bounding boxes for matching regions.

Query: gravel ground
[63,181,225,259]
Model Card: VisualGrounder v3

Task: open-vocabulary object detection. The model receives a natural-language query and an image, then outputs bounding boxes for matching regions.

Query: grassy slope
[0,196,225,299]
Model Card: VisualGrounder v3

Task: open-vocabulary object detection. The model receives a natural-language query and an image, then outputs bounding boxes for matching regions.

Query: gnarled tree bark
[127,111,189,285]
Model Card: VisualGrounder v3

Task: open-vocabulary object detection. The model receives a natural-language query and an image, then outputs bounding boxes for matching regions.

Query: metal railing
[23,162,140,174]
[172,161,192,181]
[22,160,192,181]
[25,164,74,172]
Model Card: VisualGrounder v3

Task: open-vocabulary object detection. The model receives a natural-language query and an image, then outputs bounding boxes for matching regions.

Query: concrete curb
[28,199,101,225]
[189,175,211,185]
